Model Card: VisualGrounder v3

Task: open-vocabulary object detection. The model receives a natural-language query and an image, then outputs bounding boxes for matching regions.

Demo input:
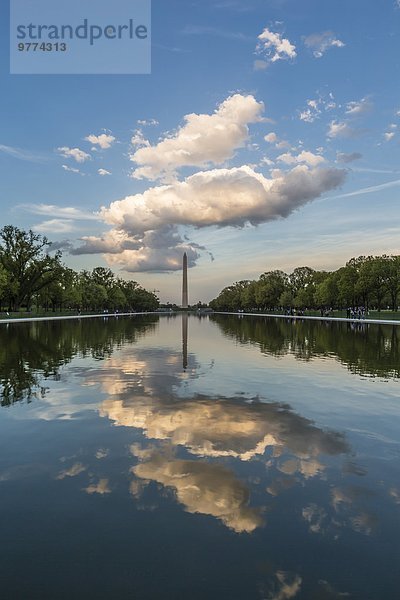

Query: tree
[91,267,116,289]
[209,281,252,311]
[315,272,339,307]
[119,280,159,311]
[289,266,316,294]
[60,267,83,309]
[107,286,127,310]
[0,264,7,302]
[385,255,400,311]
[210,253,400,315]
[336,258,364,307]
[256,271,287,309]
[357,256,387,311]
[279,289,294,309]
[242,281,257,310]
[81,281,107,311]
[0,225,62,310]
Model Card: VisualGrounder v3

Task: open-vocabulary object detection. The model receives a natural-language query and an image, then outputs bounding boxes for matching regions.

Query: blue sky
[1,0,399,303]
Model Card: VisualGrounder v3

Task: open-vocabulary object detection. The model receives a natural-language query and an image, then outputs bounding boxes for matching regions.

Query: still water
[0,314,399,599]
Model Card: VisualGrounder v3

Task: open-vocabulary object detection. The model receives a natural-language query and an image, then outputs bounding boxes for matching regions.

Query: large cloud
[67,92,346,273]
[71,225,202,272]
[130,94,264,180]
[102,165,345,231]
[72,164,345,272]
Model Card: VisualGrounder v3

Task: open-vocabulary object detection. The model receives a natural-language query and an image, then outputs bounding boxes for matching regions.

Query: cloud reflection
[131,452,264,533]
[56,462,86,480]
[270,571,302,600]
[101,393,349,465]
[83,478,111,495]
[92,342,350,533]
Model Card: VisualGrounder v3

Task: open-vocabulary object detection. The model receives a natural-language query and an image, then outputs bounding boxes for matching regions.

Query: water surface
[0,314,399,599]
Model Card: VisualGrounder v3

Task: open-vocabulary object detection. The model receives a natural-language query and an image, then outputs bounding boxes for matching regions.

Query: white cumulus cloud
[131,129,150,148]
[277,151,325,167]
[84,133,116,149]
[71,225,202,273]
[256,27,297,64]
[102,165,344,231]
[98,168,112,176]
[58,146,91,163]
[72,164,345,272]
[130,94,264,180]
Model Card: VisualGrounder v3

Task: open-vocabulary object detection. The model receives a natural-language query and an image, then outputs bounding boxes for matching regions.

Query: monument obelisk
[182,252,188,309]
[182,313,188,370]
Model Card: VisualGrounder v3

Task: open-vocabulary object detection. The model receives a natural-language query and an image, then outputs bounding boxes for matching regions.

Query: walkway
[216,312,400,326]
[0,311,169,325]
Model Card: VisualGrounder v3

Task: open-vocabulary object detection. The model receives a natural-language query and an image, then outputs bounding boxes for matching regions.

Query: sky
[1,0,399,304]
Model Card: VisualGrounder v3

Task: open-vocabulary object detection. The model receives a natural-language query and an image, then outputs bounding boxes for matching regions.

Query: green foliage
[256,270,288,309]
[211,254,400,312]
[0,263,7,297]
[0,225,159,314]
[0,225,62,309]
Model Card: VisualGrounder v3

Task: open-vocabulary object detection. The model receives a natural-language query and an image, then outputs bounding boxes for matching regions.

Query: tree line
[211,314,400,379]
[209,255,400,313]
[0,225,159,313]
[0,315,158,406]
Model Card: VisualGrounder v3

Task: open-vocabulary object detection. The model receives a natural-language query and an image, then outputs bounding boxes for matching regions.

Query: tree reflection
[0,316,158,406]
[211,315,400,378]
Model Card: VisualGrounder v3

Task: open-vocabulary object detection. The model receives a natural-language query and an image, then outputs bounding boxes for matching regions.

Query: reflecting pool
[1,314,399,599]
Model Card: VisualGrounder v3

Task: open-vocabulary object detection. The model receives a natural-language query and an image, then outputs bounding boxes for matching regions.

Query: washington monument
[182,252,188,308]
